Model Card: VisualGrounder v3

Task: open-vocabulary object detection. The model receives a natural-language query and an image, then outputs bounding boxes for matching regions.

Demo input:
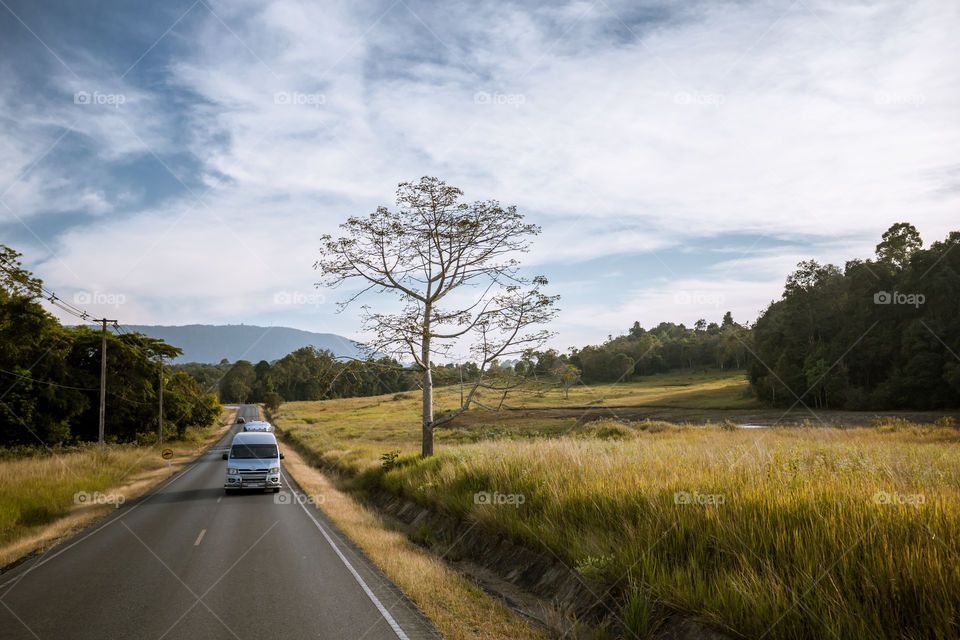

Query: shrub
[380,449,401,471]
[870,416,917,432]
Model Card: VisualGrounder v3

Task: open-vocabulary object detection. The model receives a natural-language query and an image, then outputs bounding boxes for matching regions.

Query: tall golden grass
[0,447,153,548]
[0,412,231,563]
[368,423,959,639]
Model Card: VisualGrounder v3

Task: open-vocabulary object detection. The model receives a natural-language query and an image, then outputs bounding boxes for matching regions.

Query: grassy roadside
[0,406,236,569]
[370,423,960,639]
[280,443,548,640]
[274,376,960,639]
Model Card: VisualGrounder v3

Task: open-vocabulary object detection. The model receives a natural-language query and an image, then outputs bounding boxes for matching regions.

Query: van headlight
[269,467,280,474]
[227,467,240,475]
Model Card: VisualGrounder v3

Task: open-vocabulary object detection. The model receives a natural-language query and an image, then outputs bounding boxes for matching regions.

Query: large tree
[316,177,558,456]
[875,222,922,269]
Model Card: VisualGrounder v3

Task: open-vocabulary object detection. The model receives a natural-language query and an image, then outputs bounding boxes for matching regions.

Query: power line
[0,258,119,447]
[0,367,98,391]
[2,259,213,441]
[0,258,101,323]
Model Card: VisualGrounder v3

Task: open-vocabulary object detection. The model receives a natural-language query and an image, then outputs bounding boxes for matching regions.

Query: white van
[222,432,284,492]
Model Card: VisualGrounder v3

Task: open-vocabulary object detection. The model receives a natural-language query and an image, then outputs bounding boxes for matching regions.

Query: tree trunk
[421,332,434,457]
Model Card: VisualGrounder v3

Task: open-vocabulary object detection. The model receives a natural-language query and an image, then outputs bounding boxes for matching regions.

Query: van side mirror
[222,452,228,460]
[279,452,285,459]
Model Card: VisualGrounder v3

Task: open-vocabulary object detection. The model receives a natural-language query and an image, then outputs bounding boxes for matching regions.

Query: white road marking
[281,470,410,640]
[2,419,249,594]
[217,496,222,504]
[193,529,207,546]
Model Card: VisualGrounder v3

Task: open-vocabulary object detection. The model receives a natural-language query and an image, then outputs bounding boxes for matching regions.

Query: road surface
[0,405,440,640]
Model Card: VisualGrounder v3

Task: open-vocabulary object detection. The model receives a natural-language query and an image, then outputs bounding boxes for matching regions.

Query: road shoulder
[280,443,548,640]
[0,407,238,572]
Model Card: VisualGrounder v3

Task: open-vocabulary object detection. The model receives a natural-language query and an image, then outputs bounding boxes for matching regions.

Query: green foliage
[523,315,752,386]
[219,359,255,403]
[217,347,417,405]
[164,372,219,438]
[0,245,218,445]
[621,586,663,640]
[572,419,633,439]
[263,391,283,414]
[407,522,433,547]
[750,224,960,409]
[380,449,401,471]
[574,553,615,582]
[875,222,922,268]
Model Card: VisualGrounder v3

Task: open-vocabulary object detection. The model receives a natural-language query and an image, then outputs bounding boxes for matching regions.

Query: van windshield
[229,444,278,459]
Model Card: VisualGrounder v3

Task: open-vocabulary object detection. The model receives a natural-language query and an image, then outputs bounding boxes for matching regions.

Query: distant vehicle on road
[223,432,284,493]
[235,416,245,424]
[242,420,274,432]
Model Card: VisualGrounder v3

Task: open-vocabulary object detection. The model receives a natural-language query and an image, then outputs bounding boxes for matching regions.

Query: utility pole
[98,317,116,448]
[158,355,164,446]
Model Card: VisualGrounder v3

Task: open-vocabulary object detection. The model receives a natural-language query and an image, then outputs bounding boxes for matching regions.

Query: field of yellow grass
[372,424,960,639]
[276,371,755,469]
[514,369,759,409]
[274,377,960,639]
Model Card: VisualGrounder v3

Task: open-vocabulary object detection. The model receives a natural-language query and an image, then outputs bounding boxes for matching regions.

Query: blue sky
[1,0,958,352]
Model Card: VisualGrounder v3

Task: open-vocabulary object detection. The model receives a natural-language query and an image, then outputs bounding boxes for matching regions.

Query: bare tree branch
[315,177,558,456]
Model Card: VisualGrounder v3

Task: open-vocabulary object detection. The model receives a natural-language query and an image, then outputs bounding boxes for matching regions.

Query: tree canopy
[749,224,960,410]
[316,177,558,455]
[0,246,220,446]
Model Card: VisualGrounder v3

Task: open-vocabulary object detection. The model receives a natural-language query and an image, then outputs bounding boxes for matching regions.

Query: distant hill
[119,324,362,364]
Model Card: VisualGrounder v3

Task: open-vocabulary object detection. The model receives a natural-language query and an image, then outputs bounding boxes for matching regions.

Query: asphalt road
[0,405,440,640]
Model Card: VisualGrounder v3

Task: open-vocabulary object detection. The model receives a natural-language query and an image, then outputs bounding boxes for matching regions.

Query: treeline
[515,313,751,385]
[175,347,419,408]
[199,319,753,406]
[0,247,221,446]
[195,347,529,407]
[750,223,960,409]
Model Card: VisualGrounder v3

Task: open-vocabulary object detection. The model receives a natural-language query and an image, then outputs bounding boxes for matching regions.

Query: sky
[1,0,958,354]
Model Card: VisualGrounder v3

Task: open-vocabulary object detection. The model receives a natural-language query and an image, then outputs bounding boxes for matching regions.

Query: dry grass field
[275,375,960,639]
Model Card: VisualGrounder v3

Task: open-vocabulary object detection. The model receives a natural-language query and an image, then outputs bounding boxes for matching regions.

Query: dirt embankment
[366,489,731,640]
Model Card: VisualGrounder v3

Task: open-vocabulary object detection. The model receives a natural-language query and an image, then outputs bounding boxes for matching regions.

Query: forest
[749,223,960,409]
[0,246,221,446]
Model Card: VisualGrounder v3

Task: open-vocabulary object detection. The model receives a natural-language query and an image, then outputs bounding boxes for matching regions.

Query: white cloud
[7,0,960,350]
[551,275,782,349]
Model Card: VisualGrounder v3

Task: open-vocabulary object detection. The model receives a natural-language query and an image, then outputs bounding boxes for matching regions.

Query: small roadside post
[161,448,174,473]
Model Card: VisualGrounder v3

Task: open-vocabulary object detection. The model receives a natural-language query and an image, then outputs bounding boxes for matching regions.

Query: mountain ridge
[117,324,361,364]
